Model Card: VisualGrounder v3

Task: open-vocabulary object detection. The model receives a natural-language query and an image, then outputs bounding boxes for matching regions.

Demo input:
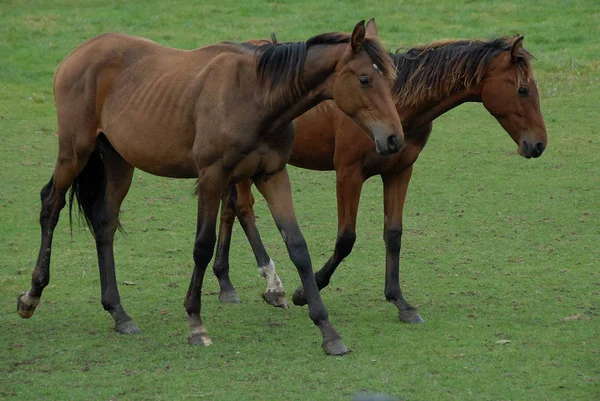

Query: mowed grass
[1,1,598,400]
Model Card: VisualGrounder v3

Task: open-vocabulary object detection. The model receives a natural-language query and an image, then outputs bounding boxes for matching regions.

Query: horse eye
[518,87,529,97]
[359,76,370,87]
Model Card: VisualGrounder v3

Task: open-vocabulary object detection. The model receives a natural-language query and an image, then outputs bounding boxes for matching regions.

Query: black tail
[68,135,122,238]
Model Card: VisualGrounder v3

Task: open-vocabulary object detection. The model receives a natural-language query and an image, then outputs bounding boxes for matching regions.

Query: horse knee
[385,228,403,253]
[193,233,216,267]
[335,230,356,259]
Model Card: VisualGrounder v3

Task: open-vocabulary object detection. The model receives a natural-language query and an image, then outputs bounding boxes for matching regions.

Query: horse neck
[399,84,482,131]
[263,44,345,133]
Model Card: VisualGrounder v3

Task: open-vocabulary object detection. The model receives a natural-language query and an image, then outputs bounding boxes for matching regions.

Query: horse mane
[251,32,396,103]
[391,36,534,108]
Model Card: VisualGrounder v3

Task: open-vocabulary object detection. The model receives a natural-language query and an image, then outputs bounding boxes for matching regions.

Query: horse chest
[363,142,423,176]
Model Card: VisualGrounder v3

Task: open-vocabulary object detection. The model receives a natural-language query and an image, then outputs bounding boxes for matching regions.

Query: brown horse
[212,33,548,323]
[16,20,404,355]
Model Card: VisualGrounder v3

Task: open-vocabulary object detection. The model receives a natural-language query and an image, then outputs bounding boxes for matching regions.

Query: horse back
[54,33,155,106]
[53,33,250,122]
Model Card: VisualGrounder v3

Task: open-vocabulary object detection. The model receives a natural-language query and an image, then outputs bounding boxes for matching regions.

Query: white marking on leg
[259,259,285,294]
[20,291,40,308]
[190,324,212,345]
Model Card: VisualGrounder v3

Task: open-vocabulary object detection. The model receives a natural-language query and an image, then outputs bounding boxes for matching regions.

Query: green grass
[1,1,598,400]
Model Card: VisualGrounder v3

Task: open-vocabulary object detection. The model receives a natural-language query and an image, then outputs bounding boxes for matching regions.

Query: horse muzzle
[519,138,546,159]
[355,118,404,156]
[375,134,402,155]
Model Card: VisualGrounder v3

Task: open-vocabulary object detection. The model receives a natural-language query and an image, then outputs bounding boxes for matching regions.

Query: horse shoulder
[376,123,434,174]
[194,52,258,125]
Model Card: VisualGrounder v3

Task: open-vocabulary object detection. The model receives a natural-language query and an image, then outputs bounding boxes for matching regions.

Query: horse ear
[270,32,279,44]
[511,35,525,64]
[365,18,378,38]
[351,20,366,52]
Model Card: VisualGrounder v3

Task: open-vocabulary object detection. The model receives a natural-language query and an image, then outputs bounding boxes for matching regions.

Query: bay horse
[211,32,548,323]
[16,20,404,355]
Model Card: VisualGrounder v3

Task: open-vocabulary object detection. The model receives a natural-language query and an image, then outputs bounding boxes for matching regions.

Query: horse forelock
[306,33,396,82]
[391,36,535,107]
[362,38,397,83]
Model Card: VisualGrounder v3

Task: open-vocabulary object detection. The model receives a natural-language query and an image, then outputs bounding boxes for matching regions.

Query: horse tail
[68,134,122,238]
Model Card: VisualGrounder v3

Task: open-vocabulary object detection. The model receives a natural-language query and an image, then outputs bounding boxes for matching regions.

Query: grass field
[1,1,599,400]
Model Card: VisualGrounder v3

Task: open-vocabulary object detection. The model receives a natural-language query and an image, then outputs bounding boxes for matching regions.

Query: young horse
[212,32,548,323]
[16,21,404,355]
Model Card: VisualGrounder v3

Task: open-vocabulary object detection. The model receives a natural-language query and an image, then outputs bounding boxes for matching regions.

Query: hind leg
[213,180,287,307]
[213,185,241,304]
[91,142,139,333]
[17,134,95,318]
[236,179,287,308]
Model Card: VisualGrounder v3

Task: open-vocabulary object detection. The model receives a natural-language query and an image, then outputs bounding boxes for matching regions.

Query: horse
[16,20,405,355]
[211,33,548,324]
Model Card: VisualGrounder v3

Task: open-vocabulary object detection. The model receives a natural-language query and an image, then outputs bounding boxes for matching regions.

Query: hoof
[399,309,425,324]
[115,320,142,334]
[322,338,350,356]
[188,332,213,346]
[17,291,38,319]
[219,290,241,304]
[292,286,308,306]
[263,291,289,309]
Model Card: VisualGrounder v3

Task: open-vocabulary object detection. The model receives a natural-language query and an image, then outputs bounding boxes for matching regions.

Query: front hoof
[263,291,289,309]
[292,287,308,306]
[17,291,38,319]
[188,332,213,346]
[322,338,350,356]
[399,309,425,324]
[219,290,241,304]
[115,320,142,334]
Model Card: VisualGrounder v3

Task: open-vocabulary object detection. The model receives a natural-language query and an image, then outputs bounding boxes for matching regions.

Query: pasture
[1,0,598,400]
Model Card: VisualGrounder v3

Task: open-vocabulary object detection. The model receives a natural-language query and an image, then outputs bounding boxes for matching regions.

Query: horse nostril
[387,135,400,153]
[534,141,545,156]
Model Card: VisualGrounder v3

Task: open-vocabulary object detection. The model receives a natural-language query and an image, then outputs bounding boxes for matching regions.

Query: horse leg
[213,185,242,304]
[255,169,348,355]
[382,166,424,323]
[91,139,139,333]
[17,128,96,318]
[237,179,287,308]
[213,180,287,307]
[292,165,363,307]
[184,172,223,346]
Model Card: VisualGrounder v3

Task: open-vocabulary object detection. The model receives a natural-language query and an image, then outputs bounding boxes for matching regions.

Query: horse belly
[102,119,197,178]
